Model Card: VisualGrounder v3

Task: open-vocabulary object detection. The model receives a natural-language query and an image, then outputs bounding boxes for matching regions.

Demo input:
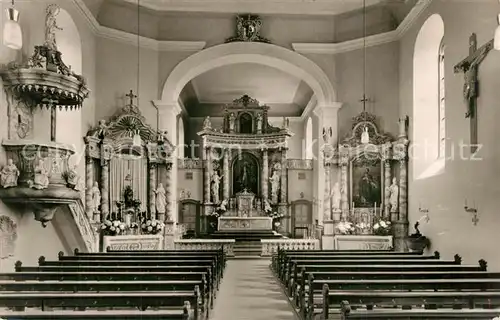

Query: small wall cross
[125,90,137,106]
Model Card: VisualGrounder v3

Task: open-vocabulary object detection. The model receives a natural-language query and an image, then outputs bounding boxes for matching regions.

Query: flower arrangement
[355,222,371,234]
[335,221,355,235]
[101,219,126,236]
[140,218,165,235]
[208,199,228,218]
[372,218,392,236]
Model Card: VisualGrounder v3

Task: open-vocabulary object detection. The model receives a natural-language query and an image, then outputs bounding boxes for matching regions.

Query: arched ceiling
[180,63,314,117]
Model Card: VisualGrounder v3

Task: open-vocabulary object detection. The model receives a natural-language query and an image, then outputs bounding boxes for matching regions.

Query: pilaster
[85,157,94,220]
[280,149,287,203]
[149,163,157,220]
[100,160,109,222]
[313,102,342,225]
[223,149,230,200]
[262,150,269,202]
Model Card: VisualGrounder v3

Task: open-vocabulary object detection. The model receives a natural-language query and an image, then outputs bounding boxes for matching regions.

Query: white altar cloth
[333,235,393,250]
[218,216,272,231]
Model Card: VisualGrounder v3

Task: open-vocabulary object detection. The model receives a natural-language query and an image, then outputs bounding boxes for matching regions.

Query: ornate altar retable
[199,95,291,233]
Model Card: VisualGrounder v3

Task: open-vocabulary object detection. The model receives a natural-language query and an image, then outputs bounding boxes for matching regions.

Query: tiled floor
[210,259,299,320]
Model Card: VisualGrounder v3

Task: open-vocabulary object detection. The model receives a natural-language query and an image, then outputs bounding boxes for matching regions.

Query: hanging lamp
[360,0,370,144]
[494,12,500,50]
[3,0,22,50]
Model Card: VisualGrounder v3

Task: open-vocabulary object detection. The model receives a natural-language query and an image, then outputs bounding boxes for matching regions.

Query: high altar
[198,95,292,231]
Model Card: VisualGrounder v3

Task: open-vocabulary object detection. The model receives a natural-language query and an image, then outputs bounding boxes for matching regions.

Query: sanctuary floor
[211,259,299,320]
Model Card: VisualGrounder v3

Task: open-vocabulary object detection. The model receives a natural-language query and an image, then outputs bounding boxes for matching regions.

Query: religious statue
[203,116,212,130]
[30,160,49,190]
[282,117,289,129]
[238,161,250,190]
[331,182,341,211]
[269,169,281,204]
[91,182,101,213]
[229,113,236,132]
[155,183,167,214]
[211,172,223,204]
[256,113,263,133]
[358,168,378,206]
[388,177,399,213]
[64,165,80,189]
[0,159,19,188]
[44,4,62,51]
[97,119,108,139]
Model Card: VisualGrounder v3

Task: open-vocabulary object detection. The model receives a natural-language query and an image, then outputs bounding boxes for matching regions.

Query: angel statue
[44,4,62,51]
[203,116,212,130]
[211,172,223,204]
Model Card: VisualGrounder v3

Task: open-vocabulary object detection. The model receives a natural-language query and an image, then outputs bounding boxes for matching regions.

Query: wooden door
[291,200,312,238]
[178,200,200,236]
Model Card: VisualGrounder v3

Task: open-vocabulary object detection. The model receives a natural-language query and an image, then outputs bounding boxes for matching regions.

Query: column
[280,150,287,203]
[164,163,172,221]
[149,163,157,220]
[384,160,391,219]
[340,163,348,220]
[223,149,230,200]
[153,100,181,223]
[313,103,342,225]
[205,147,213,203]
[100,160,109,222]
[398,159,408,222]
[323,164,332,221]
[85,156,94,220]
[262,150,269,202]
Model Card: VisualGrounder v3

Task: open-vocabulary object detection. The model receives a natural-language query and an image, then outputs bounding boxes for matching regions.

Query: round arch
[161,42,336,106]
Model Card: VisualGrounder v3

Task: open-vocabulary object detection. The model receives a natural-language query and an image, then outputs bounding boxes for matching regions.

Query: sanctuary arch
[159,41,339,231]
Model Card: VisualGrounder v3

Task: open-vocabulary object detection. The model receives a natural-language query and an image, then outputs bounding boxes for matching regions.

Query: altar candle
[374,202,377,213]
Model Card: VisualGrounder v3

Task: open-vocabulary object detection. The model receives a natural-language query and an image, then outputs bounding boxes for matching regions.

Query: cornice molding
[72,0,206,52]
[292,0,433,55]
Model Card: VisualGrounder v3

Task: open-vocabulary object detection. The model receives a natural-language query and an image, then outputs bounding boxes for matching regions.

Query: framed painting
[350,157,382,208]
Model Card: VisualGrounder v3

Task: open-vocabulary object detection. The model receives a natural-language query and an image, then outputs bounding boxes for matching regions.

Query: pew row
[0,310,193,320]
[321,288,500,320]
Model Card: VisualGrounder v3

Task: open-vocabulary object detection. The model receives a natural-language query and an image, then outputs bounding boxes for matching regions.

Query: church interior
[1,0,500,319]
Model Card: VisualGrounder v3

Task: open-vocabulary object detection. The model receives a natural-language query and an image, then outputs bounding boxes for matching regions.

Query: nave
[1,247,500,319]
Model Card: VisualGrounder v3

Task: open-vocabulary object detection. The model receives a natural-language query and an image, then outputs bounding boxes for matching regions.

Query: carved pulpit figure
[229,113,236,132]
[91,182,101,213]
[270,169,281,204]
[155,183,167,214]
[44,4,62,51]
[454,34,493,153]
[388,178,399,213]
[0,159,19,188]
[211,172,223,204]
[31,160,49,190]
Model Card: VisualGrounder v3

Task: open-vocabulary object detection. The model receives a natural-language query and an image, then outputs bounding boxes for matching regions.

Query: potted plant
[335,221,355,235]
[140,218,165,235]
[101,219,126,236]
[405,221,430,252]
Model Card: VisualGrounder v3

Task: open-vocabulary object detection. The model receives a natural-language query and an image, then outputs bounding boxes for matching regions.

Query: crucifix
[453,33,493,153]
[125,89,137,107]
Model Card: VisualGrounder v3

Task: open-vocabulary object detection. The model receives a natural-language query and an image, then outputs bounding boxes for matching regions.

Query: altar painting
[232,152,259,195]
[351,158,381,208]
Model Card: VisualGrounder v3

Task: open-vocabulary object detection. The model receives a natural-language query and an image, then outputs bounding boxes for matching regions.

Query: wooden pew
[321,288,500,320]
[0,289,200,320]
[302,277,500,318]
[0,310,194,320]
[15,262,217,294]
[43,256,221,282]
[339,308,500,319]
[58,252,224,282]
[273,248,423,272]
[283,256,462,284]
[0,279,212,314]
[278,251,440,280]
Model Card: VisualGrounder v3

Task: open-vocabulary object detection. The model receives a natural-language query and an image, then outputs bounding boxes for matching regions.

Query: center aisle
[210,259,300,320]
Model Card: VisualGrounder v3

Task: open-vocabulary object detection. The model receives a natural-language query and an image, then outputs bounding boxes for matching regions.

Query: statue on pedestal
[229,113,236,132]
[91,182,101,213]
[269,169,281,203]
[256,113,263,133]
[30,160,49,190]
[203,116,212,130]
[211,172,223,204]
[0,159,19,188]
[155,183,167,214]
[388,177,399,213]
[44,4,62,51]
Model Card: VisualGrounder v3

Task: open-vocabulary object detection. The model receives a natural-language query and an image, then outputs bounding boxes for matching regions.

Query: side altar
[198,95,291,232]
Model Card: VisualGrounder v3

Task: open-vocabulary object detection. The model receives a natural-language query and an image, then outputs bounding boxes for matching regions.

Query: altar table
[333,235,393,250]
[218,216,272,231]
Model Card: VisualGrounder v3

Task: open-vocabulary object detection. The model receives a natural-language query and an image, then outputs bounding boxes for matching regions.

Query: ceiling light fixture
[3,0,22,50]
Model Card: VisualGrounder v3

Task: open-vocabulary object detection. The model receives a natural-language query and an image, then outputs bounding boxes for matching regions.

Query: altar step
[233,242,262,257]
[210,230,283,241]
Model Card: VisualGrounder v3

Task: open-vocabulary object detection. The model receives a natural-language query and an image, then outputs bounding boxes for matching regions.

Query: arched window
[305,117,313,160]
[438,42,446,159]
[413,14,445,180]
[177,117,185,158]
